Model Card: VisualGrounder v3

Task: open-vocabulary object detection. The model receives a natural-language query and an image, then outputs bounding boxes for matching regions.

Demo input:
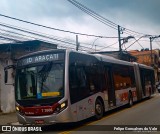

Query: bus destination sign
[17,53,64,66]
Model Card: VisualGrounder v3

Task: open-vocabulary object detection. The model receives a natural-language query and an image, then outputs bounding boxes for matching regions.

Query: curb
[9,122,21,125]
[0,111,16,116]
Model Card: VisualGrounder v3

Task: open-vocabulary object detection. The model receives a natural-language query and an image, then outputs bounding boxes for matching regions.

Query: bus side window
[76,67,87,88]
[69,65,78,104]
[69,64,89,103]
[76,66,90,99]
[69,52,101,103]
[85,64,103,93]
[113,65,133,90]
[69,66,77,89]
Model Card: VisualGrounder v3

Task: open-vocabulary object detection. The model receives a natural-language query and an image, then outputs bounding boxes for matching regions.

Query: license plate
[35,120,44,124]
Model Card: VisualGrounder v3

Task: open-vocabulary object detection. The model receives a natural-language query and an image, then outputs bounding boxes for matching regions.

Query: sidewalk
[0,112,18,125]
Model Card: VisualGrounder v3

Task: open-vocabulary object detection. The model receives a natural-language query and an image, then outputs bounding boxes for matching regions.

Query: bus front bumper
[16,109,71,125]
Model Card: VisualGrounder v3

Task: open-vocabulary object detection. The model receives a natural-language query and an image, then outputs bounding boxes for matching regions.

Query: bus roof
[135,62,154,70]
[94,53,134,66]
[18,49,153,70]
[67,49,134,67]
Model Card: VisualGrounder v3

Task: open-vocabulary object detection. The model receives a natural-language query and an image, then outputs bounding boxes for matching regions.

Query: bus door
[140,70,146,97]
[70,64,92,121]
[69,53,98,121]
[105,67,116,107]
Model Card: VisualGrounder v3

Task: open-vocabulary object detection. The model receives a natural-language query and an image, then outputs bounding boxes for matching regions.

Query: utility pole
[149,35,160,66]
[149,37,153,66]
[118,25,126,53]
[118,25,122,52]
[118,25,134,60]
[76,35,79,51]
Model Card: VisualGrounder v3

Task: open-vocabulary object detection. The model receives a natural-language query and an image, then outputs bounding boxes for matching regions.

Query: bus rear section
[133,63,155,100]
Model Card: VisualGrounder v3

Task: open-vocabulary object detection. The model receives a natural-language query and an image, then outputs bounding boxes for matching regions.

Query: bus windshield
[15,62,64,101]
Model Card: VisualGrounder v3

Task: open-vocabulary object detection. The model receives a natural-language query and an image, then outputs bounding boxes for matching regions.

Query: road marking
[59,95,159,134]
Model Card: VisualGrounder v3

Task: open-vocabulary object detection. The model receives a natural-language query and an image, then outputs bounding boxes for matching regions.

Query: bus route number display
[17,53,64,66]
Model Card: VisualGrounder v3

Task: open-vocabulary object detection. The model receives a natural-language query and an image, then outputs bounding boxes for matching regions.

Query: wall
[0,59,15,113]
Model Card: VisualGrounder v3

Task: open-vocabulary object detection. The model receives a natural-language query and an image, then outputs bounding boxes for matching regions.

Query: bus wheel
[128,92,133,107]
[95,99,104,120]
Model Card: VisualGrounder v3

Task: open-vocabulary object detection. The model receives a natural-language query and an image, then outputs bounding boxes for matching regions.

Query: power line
[0,28,36,40]
[0,14,118,39]
[0,22,77,46]
[0,22,96,51]
[0,21,120,52]
[0,31,30,41]
[0,25,76,46]
[67,0,153,37]
[124,36,149,51]
[154,38,160,47]
[0,22,81,51]
[136,40,144,49]
[0,35,21,43]
[98,41,118,51]
[67,0,118,30]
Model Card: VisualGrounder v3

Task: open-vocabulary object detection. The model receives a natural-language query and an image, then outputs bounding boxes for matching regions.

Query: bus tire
[128,92,133,107]
[95,99,104,120]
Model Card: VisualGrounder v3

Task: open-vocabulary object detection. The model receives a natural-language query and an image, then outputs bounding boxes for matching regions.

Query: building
[155,49,160,82]
[0,40,57,113]
[129,49,160,82]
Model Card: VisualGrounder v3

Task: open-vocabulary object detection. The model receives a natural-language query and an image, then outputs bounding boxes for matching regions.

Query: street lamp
[120,36,135,52]
[118,36,134,60]
[121,36,135,46]
[118,25,135,52]
[92,37,102,51]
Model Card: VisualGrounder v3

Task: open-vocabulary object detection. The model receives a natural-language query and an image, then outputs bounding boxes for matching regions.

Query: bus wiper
[22,95,36,99]
[38,62,52,82]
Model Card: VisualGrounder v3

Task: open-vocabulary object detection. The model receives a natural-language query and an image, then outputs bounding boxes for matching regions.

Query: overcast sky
[0,0,159,51]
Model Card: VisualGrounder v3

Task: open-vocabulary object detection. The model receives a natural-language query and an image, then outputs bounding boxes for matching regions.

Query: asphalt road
[3,93,160,134]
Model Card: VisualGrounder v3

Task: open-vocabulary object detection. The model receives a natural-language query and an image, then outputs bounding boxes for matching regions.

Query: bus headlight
[61,102,66,108]
[16,106,20,111]
[15,105,24,115]
[53,100,68,114]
